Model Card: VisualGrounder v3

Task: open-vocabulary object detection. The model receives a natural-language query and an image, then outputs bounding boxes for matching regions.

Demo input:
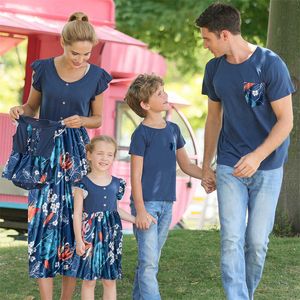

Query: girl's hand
[63,115,84,128]
[9,105,24,120]
[76,240,86,256]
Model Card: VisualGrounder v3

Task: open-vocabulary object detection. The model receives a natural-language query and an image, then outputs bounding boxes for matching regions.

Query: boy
[125,73,214,300]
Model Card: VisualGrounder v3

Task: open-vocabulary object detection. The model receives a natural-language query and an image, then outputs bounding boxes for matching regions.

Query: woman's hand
[63,115,84,128]
[9,105,24,120]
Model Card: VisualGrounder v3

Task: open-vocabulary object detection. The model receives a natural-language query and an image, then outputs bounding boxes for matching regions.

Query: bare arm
[201,99,222,192]
[234,95,293,177]
[73,188,85,256]
[131,155,156,230]
[176,147,202,179]
[63,93,104,129]
[9,84,41,120]
[117,204,135,224]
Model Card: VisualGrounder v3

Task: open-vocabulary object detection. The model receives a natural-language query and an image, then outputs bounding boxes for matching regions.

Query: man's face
[200,27,226,57]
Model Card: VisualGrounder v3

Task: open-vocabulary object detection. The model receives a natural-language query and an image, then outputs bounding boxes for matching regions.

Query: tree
[267,0,300,234]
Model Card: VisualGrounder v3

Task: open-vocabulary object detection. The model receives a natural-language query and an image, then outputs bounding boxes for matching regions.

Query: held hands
[201,167,216,194]
[63,115,84,128]
[76,239,86,256]
[9,105,24,120]
[233,152,263,178]
[135,210,157,230]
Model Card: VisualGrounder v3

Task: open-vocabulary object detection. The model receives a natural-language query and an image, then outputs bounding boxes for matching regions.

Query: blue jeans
[131,201,173,300]
[216,165,283,300]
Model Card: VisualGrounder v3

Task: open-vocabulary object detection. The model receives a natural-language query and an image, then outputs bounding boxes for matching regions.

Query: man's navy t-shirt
[129,121,185,202]
[202,46,295,170]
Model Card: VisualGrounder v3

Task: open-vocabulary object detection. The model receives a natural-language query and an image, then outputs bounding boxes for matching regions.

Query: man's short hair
[195,3,241,35]
[124,74,164,118]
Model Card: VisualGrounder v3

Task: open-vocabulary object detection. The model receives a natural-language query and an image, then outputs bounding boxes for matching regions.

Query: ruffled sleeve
[30,60,44,92]
[72,181,88,199]
[116,178,126,201]
[94,68,113,96]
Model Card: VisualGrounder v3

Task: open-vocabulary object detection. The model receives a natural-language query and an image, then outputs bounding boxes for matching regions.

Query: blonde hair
[124,73,164,118]
[61,12,98,46]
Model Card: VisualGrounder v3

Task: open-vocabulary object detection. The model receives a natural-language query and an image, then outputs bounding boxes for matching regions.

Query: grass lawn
[0,230,299,299]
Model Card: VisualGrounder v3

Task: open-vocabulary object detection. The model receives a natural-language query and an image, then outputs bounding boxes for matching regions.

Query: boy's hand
[76,240,86,256]
[136,210,157,230]
[201,167,216,193]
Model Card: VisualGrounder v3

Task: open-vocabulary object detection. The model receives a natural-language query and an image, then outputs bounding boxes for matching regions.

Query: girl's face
[87,141,116,172]
[63,40,93,69]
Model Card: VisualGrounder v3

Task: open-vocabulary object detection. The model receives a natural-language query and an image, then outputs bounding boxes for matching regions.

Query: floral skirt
[71,211,123,280]
[27,127,89,278]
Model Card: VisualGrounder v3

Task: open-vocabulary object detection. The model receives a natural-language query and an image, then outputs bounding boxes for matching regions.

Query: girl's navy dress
[2,58,112,278]
[72,176,125,280]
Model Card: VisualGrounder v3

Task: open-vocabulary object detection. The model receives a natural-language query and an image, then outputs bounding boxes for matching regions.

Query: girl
[7,12,111,299]
[73,135,135,300]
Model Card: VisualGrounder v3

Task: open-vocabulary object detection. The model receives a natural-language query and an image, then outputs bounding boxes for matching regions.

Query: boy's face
[200,27,227,57]
[143,85,169,114]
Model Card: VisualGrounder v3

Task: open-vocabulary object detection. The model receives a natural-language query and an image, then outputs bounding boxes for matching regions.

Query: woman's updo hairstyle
[61,12,98,46]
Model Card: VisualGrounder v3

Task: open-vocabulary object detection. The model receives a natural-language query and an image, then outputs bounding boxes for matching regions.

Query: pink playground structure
[0,0,200,230]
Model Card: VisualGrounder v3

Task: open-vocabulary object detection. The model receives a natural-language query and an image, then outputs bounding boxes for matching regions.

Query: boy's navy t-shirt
[202,46,295,170]
[129,121,185,202]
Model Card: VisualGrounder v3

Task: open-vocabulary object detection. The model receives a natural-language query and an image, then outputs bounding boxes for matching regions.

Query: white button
[62,101,65,104]
[103,187,106,190]
[104,196,107,199]
[60,117,63,120]
[103,204,107,206]
[66,83,69,86]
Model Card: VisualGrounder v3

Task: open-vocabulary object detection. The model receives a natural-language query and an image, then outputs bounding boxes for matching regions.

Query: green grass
[0,230,299,300]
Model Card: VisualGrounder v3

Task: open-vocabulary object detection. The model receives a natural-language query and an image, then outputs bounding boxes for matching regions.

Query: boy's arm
[131,155,157,230]
[73,188,85,256]
[117,205,136,224]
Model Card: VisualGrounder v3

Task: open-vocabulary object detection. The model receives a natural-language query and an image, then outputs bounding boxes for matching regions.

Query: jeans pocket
[243,82,265,108]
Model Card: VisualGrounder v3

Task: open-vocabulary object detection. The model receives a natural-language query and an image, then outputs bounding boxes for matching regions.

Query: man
[196,3,295,300]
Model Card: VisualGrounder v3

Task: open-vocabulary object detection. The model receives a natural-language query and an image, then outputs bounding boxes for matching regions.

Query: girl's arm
[63,93,103,129]
[117,204,135,224]
[73,188,85,256]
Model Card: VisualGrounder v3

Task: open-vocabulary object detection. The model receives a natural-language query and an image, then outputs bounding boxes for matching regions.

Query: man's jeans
[131,201,173,300]
[216,164,283,300]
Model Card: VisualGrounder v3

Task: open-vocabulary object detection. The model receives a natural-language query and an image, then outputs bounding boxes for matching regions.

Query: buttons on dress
[104,196,107,199]
[62,101,66,105]
[60,117,63,120]
[65,83,69,86]
[103,187,106,190]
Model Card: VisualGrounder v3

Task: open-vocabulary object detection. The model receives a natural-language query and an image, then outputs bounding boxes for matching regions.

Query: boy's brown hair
[124,74,164,118]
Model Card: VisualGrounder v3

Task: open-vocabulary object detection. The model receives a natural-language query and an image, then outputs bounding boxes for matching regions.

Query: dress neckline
[86,175,113,188]
[51,57,91,84]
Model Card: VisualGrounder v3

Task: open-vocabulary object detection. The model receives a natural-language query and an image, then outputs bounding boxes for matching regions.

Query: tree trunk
[267,0,300,234]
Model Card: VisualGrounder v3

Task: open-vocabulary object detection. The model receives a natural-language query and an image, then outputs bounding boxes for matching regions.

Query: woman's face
[63,40,93,69]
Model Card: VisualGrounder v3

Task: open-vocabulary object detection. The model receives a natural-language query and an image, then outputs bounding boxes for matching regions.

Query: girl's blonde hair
[61,12,98,46]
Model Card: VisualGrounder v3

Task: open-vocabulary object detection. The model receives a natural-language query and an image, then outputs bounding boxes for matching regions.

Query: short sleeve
[116,179,126,200]
[129,126,147,157]
[31,60,44,92]
[174,124,186,150]
[72,181,88,199]
[202,60,220,102]
[264,56,295,102]
[94,68,113,97]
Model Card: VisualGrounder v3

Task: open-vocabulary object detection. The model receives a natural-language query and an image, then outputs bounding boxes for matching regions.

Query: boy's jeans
[131,201,173,300]
[216,164,283,300]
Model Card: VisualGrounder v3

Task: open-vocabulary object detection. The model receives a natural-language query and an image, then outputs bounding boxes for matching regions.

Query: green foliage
[115,0,270,75]
[0,39,27,113]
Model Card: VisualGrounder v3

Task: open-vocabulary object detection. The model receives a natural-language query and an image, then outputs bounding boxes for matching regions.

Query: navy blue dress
[4,58,112,278]
[72,176,125,280]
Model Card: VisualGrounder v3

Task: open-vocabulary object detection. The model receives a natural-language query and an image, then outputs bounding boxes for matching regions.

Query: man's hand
[63,115,84,128]
[201,167,216,193]
[233,152,263,177]
[135,210,157,230]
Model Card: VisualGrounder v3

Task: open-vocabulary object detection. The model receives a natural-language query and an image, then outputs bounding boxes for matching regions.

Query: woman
[8,12,112,300]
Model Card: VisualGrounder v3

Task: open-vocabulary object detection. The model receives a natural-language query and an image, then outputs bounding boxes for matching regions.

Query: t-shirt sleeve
[174,124,186,150]
[265,56,295,102]
[116,178,126,201]
[129,127,147,157]
[94,68,113,97]
[72,181,88,199]
[31,60,44,92]
[202,60,220,102]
